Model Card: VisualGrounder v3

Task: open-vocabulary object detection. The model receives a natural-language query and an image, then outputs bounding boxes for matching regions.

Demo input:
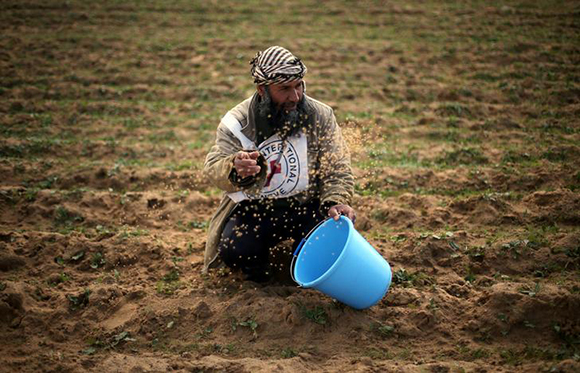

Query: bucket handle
[290,217,334,287]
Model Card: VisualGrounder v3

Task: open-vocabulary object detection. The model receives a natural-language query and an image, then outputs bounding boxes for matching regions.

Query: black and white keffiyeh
[249,46,307,85]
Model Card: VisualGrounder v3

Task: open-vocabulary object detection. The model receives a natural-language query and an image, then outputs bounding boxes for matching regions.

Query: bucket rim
[294,215,354,288]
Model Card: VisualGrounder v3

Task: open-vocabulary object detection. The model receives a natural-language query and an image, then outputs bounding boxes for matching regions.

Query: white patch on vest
[255,134,308,199]
[222,114,309,202]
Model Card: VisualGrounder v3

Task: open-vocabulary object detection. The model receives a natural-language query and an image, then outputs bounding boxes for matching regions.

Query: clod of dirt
[354,215,372,231]
[0,254,26,271]
[0,233,13,242]
[524,189,580,224]
[192,300,212,319]
[0,290,24,325]
[95,168,107,179]
[147,198,165,209]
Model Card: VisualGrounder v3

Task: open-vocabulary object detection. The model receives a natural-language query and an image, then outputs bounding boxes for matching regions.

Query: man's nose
[288,88,300,103]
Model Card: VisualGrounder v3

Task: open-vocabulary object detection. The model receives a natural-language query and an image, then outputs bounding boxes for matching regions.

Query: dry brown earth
[1,0,579,372]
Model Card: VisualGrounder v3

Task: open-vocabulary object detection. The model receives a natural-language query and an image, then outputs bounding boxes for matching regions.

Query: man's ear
[302,80,307,93]
[257,85,265,97]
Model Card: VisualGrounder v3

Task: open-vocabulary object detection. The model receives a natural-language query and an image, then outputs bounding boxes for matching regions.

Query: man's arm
[203,124,266,193]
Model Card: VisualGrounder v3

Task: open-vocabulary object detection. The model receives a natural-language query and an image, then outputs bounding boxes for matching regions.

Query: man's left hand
[328,204,356,223]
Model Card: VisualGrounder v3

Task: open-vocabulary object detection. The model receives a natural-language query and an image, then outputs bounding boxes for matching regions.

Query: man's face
[260,80,304,112]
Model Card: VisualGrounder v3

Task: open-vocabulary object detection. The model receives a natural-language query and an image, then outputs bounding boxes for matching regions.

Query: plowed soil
[1,1,579,372]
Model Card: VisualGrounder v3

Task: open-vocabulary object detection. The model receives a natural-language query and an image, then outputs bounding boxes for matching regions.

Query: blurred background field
[1,1,579,371]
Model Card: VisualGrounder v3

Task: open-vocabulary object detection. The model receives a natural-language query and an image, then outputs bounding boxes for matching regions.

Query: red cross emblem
[265,160,282,187]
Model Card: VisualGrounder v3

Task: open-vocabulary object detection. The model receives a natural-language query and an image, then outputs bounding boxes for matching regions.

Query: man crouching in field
[203,46,355,282]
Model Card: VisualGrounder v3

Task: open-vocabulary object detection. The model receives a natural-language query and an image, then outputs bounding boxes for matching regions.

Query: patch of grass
[425,129,475,144]
[176,189,190,199]
[166,160,195,171]
[109,331,135,348]
[522,345,563,361]
[118,226,150,240]
[392,268,435,287]
[471,72,499,82]
[54,256,65,266]
[122,118,154,130]
[54,205,84,226]
[147,130,178,143]
[554,322,580,351]
[0,138,58,158]
[195,326,213,340]
[526,224,558,248]
[466,246,485,261]
[203,342,237,355]
[23,187,39,201]
[90,252,106,269]
[393,268,414,286]
[501,150,533,164]
[435,147,488,166]
[231,317,259,339]
[464,267,477,283]
[48,272,71,286]
[62,187,89,201]
[156,270,181,295]
[281,347,297,359]
[518,282,541,297]
[500,239,532,259]
[457,344,491,361]
[471,347,491,359]
[541,148,571,162]
[390,234,407,244]
[84,331,135,354]
[355,182,405,198]
[436,103,472,118]
[396,347,413,360]
[532,261,563,278]
[499,81,524,103]
[564,246,580,260]
[298,304,328,325]
[359,147,431,169]
[201,188,223,197]
[363,347,393,360]
[95,225,115,237]
[67,288,90,311]
[568,171,580,191]
[539,121,578,135]
[0,189,21,205]
[499,344,568,365]
[475,328,492,343]
[501,71,533,80]
[372,322,395,338]
[177,220,208,231]
[34,175,59,190]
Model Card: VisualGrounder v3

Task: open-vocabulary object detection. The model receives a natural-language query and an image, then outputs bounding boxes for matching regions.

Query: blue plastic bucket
[292,216,392,309]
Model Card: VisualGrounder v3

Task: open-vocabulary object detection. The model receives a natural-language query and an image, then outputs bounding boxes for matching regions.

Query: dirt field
[1,0,579,371]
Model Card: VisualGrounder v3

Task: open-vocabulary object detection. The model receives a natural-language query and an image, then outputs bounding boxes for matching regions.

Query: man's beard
[257,87,310,139]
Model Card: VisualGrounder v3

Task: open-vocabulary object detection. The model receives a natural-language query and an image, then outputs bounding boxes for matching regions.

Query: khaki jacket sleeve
[317,111,354,206]
[203,123,266,194]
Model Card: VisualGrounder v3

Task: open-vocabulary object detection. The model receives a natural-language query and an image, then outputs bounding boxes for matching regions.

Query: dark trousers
[218,198,324,280]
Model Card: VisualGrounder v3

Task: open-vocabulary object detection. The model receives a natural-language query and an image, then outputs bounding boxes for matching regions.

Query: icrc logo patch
[253,133,309,199]
[222,115,310,203]
[259,139,300,197]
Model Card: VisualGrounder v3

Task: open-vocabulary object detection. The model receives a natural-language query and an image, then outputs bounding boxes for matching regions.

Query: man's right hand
[233,151,261,178]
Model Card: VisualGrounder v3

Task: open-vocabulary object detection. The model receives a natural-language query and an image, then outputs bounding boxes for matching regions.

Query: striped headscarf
[249,46,307,86]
